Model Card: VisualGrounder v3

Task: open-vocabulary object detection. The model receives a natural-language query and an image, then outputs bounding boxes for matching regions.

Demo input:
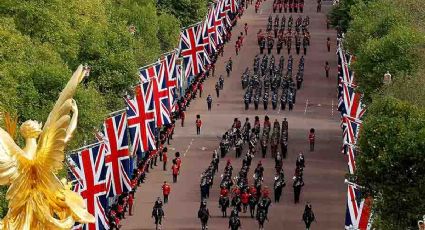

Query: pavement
[122,0,346,229]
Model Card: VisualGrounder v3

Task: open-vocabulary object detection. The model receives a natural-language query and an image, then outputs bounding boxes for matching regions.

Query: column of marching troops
[194,116,315,229]
[258,15,310,56]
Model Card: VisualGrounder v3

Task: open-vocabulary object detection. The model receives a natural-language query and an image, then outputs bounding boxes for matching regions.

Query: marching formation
[194,116,317,229]
[242,54,305,111]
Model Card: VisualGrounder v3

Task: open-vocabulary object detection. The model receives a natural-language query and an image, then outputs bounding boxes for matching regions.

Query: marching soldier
[303,35,309,55]
[260,135,268,158]
[287,36,292,54]
[260,38,266,54]
[271,92,278,110]
[295,35,301,55]
[280,91,287,110]
[288,92,294,111]
[207,94,212,111]
[244,93,250,110]
[267,37,274,55]
[254,94,260,110]
[263,92,269,110]
[277,36,283,54]
[215,82,220,97]
[293,176,304,203]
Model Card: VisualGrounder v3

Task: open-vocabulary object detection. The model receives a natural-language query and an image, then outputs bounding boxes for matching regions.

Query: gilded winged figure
[0,65,95,229]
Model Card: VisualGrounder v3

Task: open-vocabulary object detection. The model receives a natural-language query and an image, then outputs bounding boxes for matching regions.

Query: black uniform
[260,39,266,54]
[263,93,269,110]
[244,94,250,110]
[272,92,278,110]
[267,39,274,55]
[277,38,283,54]
[254,95,260,110]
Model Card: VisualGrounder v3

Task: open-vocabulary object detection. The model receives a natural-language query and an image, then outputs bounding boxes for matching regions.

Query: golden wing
[0,127,21,185]
[35,65,86,172]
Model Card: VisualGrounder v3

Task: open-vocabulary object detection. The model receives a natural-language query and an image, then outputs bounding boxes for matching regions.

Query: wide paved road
[122,0,346,229]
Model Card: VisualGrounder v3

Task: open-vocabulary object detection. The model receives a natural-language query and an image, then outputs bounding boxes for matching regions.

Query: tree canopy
[330,0,425,228]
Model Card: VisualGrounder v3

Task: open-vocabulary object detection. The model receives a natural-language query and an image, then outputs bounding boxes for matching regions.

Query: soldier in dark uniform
[254,94,260,110]
[260,135,268,158]
[288,92,294,111]
[280,91,287,110]
[295,34,301,55]
[263,92,269,110]
[260,38,266,54]
[276,36,283,55]
[293,176,304,203]
[271,92,278,110]
[267,37,274,55]
[244,93,250,110]
[303,36,309,55]
[215,82,220,97]
[287,36,292,54]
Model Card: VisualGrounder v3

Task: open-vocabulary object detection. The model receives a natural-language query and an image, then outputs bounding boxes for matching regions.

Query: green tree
[158,0,209,27]
[356,96,425,229]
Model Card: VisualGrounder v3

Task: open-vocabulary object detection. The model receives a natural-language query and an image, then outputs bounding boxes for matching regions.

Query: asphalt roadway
[122,0,346,229]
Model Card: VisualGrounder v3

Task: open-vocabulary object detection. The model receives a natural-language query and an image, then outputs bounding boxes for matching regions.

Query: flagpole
[108,109,126,117]
[138,61,160,71]
[181,21,203,30]
[68,141,104,155]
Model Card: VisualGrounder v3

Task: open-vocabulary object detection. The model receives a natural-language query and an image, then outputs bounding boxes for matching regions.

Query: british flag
[337,47,355,85]
[206,4,222,52]
[68,143,109,230]
[159,51,178,113]
[140,63,171,126]
[102,113,132,197]
[342,83,366,119]
[179,23,210,79]
[125,83,156,159]
[342,115,362,145]
[225,0,238,13]
[215,0,228,36]
[345,144,357,174]
[345,184,373,230]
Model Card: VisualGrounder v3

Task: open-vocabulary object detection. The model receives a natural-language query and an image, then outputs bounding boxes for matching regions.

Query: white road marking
[331,99,334,116]
[304,99,309,114]
[183,138,194,157]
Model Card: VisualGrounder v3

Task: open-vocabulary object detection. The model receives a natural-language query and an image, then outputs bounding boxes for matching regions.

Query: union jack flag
[342,83,366,119]
[206,4,222,52]
[140,63,171,126]
[215,0,228,36]
[225,0,238,13]
[345,144,357,174]
[337,47,355,85]
[345,184,373,230]
[179,23,210,79]
[342,115,362,145]
[125,83,156,159]
[68,143,109,230]
[102,113,132,197]
[159,51,178,113]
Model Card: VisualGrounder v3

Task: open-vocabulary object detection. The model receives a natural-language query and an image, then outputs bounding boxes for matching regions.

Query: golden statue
[0,65,95,229]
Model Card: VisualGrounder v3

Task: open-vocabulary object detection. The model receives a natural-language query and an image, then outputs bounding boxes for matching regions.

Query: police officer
[267,37,274,55]
[271,91,278,110]
[206,94,212,111]
[263,92,269,110]
[254,94,260,110]
[260,38,266,54]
